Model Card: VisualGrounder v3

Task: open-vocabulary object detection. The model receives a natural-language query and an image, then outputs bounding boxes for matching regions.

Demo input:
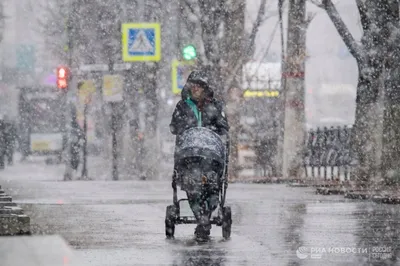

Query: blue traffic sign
[122,23,161,62]
[171,59,195,95]
[16,44,35,72]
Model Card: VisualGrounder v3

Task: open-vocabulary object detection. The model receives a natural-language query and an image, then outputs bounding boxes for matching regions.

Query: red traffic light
[56,66,69,89]
[57,66,69,78]
[58,68,66,78]
[57,79,67,89]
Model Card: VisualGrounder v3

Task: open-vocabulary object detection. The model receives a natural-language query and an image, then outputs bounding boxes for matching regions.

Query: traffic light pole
[63,0,75,181]
[81,101,88,179]
[111,102,118,181]
[108,61,119,181]
[62,76,73,181]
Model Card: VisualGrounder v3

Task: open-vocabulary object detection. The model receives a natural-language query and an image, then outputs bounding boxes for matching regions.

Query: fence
[304,126,354,180]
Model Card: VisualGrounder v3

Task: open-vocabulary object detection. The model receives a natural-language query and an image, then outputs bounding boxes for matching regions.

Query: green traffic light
[182,45,197,60]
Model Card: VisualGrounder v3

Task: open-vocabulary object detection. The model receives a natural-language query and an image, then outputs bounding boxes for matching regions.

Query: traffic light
[56,66,69,89]
[182,45,197,60]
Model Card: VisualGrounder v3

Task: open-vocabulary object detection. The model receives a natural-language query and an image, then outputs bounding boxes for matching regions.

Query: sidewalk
[0,235,88,266]
[344,185,400,204]
[3,154,135,182]
[228,173,400,205]
[310,178,400,204]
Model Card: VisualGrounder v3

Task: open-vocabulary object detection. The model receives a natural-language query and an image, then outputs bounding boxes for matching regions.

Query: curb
[315,186,355,195]
[0,207,24,215]
[229,178,314,184]
[0,185,31,235]
[341,189,400,204]
[288,183,310,188]
[344,191,374,200]
[229,178,348,187]
[371,195,400,204]
[229,178,400,205]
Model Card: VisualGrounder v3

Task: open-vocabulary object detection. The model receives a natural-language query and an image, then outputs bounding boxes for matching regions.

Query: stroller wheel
[165,205,178,239]
[222,206,232,240]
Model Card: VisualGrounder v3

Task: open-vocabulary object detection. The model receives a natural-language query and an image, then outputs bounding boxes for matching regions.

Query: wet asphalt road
[1,159,400,265]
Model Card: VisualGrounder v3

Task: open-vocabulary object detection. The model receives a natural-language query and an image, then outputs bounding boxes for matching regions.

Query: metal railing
[304,126,354,180]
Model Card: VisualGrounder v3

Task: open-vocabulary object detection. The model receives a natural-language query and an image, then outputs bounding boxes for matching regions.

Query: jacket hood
[181,83,214,100]
[181,70,214,100]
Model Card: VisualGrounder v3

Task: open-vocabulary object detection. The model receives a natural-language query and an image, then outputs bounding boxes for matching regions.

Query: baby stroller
[165,127,232,240]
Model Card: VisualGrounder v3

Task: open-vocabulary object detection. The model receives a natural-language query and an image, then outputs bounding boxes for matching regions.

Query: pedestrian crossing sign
[122,23,161,62]
[172,59,196,95]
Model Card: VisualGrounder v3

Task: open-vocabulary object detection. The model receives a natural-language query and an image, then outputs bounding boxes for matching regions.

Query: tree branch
[305,11,316,28]
[181,0,211,65]
[182,0,201,21]
[322,0,364,61]
[224,0,267,91]
[261,10,279,23]
[257,20,280,66]
[309,0,324,9]
[355,0,370,32]
[247,0,267,56]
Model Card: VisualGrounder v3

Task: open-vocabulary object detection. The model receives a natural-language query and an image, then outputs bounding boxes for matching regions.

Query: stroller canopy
[175,127,226,166]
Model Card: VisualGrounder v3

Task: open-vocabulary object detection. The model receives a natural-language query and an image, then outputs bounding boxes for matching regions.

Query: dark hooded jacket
[169,83,229,137]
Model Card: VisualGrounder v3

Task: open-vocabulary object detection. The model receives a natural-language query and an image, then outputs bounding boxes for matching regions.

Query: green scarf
[185,97,202,127]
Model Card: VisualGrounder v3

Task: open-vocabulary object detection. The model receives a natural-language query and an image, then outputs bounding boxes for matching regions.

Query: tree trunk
[351,0,399,186]
[197,0,224,94]
[138,2,161,180]
[351,78,384,187]
[380,1,400,185]
[351,48,385,187]
[125,66,142,177]
[143,62,160,179]
[282,0,306,179]
[222,0,245,180]
[381,48,400,184]
[316,0,400,186]
[381,96,400,184]
[226,88,243,181]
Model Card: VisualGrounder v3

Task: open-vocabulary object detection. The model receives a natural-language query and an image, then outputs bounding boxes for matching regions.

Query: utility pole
[276,0,286,177]
[281,0,307,179]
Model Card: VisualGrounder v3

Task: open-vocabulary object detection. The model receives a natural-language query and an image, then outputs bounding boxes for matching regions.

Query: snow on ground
[0,155,399,265]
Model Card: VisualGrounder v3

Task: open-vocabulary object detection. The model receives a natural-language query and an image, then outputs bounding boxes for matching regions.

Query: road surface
[1,156,399,265]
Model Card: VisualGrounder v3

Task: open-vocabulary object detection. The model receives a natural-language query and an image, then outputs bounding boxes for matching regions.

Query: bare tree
[311,0,400,186]
[181,0,273,179]
[181,0,270,93]
[39,0,124,65]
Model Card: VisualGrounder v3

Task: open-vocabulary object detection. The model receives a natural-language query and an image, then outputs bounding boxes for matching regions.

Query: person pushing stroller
[169,70,230,239]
